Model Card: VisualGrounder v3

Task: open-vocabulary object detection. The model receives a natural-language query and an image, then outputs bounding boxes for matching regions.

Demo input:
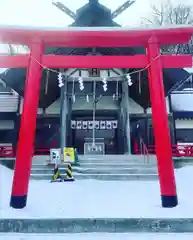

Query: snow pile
[176,166,193,181]
[0,164,13,180]
[0,165,13,213]
[1,164,193,219]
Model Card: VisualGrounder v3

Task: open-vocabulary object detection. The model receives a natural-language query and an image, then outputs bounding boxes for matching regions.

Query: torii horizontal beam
[0,25,193,46]
[0,55,192,69]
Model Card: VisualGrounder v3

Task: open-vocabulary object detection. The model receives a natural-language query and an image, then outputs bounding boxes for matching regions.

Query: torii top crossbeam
[0,24,193,47]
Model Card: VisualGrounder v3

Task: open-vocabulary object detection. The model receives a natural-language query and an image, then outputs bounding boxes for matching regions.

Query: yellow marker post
[63,148,75,163]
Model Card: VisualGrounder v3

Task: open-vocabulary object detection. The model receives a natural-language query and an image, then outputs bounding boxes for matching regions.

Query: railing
[2,143,193,159]
[0,146,50,158]
[135,142,193,157]
[139,138,150,163]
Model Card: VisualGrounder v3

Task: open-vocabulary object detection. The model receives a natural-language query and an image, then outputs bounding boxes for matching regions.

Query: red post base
[161,195,178,208]
[10,42,43,209]
[10,195,27,209]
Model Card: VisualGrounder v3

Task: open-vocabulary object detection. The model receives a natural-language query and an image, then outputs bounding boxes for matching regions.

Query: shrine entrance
[63,70,123,155]
[71,115,119,155]
[1,25,193,209]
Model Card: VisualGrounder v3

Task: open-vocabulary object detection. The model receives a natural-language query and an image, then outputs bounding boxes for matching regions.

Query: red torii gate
[0,25,192,209]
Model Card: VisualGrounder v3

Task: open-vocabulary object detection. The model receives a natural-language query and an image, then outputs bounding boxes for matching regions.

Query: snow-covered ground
[1,233,193,240]
[0,164,193,218]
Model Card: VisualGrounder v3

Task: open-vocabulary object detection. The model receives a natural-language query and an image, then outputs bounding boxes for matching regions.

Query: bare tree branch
[141,0,193,55]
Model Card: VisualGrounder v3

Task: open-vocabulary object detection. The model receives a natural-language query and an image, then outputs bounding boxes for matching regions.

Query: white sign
[71,120,118,130]
[177,142,193,156]
[84,143,105,155]
[50,148,60,164]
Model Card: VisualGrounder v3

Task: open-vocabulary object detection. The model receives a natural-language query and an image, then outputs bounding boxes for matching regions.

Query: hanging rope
[116,78,119,100]
[72,78,75,103]
[45,69,49,95]
[92,78,96,147]
[138,71,141,94]
[30,54,162,81]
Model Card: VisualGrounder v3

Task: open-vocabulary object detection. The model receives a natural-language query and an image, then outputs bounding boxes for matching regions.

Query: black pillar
[60,76,68,155]
[13,95,21,156]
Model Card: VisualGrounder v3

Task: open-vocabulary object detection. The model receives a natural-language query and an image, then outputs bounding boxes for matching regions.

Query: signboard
[89,68,100,77]
[71,120,118,130]
[63,147,75,163]
[177,142,193,156]
[84,143,105,155]
[50,148,60,164]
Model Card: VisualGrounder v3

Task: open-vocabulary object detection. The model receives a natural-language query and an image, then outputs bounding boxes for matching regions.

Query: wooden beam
[43,55,193,69]
[0,25,192,46]
[0,54,191,69]
[161,55,192,68]
[0,55,29,68]
[42,55,148,68]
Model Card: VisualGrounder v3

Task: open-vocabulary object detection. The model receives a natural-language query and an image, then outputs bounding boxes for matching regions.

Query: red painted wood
[147,36,177,198]
[0,55,29,68]
[42,55,148,68]
[0,54,191,69]
[11,42,43,205]
[161,55,192,68]
[0,26,192,46]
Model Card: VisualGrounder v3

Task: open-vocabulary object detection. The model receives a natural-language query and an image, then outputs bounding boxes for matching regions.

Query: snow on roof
[184,68,193,73]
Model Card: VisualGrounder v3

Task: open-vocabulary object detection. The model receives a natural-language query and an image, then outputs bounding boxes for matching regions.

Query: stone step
[78,154,156,160]
[78,159,155,164]
[32,154,157,164]
[32,160,156,166]
[32,163,156,169]
[1,218,193,233]
[32,163,78,168]
[30,173,158,181]
[79,158,156,163]
[31,167,157,175]
[79,163,156,168]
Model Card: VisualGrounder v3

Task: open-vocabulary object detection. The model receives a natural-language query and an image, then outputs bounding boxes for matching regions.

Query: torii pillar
[147,36,177,207]
[10,42,43,209]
